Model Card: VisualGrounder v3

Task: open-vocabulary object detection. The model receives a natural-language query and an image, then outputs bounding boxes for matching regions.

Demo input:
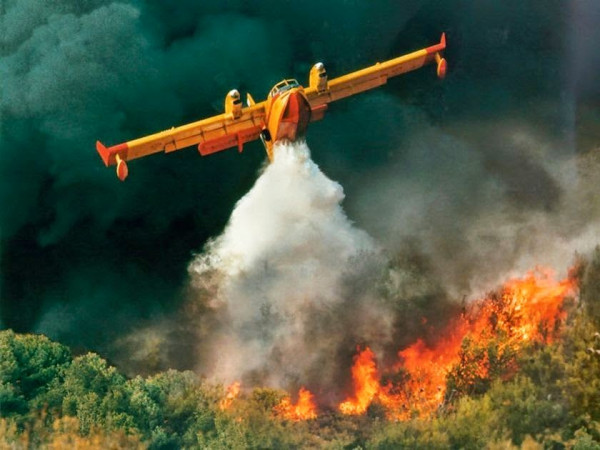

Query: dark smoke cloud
[1,0,599,390]
[0,0,295,342]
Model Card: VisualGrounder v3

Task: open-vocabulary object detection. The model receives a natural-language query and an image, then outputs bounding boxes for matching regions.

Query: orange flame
[488,268,573,343]
[219,381,241,410]
[274,387,318,421]
[339,268,576,419]
[339,347,380,415]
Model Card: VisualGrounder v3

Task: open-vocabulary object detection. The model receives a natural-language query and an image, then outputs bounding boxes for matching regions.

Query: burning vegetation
[2,257,600,448]
[338,269,576,421]
[218,267,578,424]
[274,388,318,421]
[197,258,600,449]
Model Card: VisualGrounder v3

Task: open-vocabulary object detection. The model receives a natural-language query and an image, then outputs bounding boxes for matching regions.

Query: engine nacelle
[434,53,447,79]
[309,62,328,93]
[225,89,242,119]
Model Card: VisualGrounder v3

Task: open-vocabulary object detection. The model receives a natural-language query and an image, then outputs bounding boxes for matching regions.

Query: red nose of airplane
[279,90,311,141]
[282,91,301,122]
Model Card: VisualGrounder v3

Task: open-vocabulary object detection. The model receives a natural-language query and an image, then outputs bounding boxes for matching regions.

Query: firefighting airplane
[97,34,447,181]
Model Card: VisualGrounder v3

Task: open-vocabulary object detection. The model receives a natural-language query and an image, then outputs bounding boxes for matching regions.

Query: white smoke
[188,141,392,392]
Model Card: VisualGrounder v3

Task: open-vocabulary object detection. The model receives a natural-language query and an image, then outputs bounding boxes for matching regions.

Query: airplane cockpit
[269,79,300,98]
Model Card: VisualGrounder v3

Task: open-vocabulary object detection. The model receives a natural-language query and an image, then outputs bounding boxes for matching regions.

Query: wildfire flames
[219,268,576,421]
[338,347,380,415]
[338,268,576,420]
[220,382,317,421]
[219,381,241,410]
[275,387,318,421]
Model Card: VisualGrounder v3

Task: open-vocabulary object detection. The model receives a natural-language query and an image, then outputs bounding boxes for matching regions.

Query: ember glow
[338,268,576,420]
[275,387,318,421]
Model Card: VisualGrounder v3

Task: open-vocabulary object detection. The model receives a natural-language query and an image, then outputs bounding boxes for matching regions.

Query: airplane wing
[97,101,267,180]
[304,33,447,120]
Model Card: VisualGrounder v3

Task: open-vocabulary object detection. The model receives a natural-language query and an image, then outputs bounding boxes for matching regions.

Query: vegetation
[3,250,600,448]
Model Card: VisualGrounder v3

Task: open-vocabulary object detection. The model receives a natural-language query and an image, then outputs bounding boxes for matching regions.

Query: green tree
[488,375,567,445]
[559,313,600,433]
[561,249,600,427]
[366,419,449,449]
[52,353,135,434]
[441,394,501,449]
[127,369,220,449]
[580,247,600,328]
[0,330,71,417]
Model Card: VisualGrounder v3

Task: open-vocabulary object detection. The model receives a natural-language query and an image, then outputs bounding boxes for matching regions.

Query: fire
[339,347,380,415]
[220,269,576,422]
[339,268,576,419]
[488,268,574,343]
[274,387,318,421]
[219,381,241,410]
[219,382,317,421]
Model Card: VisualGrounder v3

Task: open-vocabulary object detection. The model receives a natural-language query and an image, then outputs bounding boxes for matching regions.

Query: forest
[2,249,600,449]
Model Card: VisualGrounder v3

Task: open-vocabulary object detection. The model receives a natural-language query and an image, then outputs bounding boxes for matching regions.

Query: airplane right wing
[97,98,267,180]
[304,33,446,120]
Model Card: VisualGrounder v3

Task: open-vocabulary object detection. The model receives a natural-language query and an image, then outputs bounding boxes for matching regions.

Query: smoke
[112,141,461,392]
[569,0,600,100]
[185,142,393,397]
[350,110,600,298]
[0,0,295,341]
[1,0,414,342]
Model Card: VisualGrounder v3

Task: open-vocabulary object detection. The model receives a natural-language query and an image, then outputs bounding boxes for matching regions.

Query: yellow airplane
[97,34,447,181]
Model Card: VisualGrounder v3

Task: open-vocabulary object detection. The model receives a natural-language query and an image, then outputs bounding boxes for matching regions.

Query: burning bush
[338,268,576,420]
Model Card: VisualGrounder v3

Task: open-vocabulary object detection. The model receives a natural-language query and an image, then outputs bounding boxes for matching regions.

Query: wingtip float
[97,33,447,181]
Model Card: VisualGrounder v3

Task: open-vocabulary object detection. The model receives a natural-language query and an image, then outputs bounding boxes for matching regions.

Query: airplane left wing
[97,101,267,180]
[304,33,447,121]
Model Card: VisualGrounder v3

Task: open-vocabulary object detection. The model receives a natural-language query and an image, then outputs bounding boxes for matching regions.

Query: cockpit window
[269,79,300,98]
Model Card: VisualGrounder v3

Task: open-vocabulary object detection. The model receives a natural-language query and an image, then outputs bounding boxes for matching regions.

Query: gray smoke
[350,104,600,297]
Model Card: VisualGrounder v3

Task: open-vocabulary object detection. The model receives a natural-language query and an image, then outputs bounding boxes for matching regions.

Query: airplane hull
[264,88,311,161]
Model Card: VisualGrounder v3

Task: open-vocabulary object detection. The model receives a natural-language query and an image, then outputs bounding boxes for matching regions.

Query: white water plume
[188,141,391,391]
